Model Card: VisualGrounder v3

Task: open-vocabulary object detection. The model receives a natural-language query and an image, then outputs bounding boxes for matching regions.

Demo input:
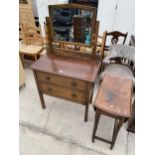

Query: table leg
[38,91,46,109]
[85,83,94,122]
[20,53,25,68]
[33,71,46,109]
[84,103,89,122]
[92,109,100,142]
[110,118,124,149]
[34,55,38,61]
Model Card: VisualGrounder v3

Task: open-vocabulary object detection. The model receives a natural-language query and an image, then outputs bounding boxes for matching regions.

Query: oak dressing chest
[31,4,101,121]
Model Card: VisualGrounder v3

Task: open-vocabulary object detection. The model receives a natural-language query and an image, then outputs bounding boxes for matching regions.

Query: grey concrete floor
[19,68,135,155]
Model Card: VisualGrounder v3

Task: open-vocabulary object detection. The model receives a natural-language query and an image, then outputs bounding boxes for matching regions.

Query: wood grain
[95,75,132,118]
[38,82,86,104]
[35,71,87,91]
[31,54,101,82]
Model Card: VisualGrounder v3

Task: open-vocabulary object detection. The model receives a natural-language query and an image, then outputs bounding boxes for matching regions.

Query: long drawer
[38,82,86,104]
[35,71,87,91]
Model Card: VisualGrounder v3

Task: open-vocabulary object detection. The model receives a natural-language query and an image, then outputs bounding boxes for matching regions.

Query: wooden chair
[21,22,44,45]
[92,74,133,149]
[98,31,128,59]
[19,0,48,65]
[101,44,135,78]
[19,23,45,66]
[127,35,135,133]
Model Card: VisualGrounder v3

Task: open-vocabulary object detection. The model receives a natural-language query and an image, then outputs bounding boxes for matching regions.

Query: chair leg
[124,118,128,123]
[92,109,100,143]
[110,118,124,149]
[34,55,38,61]
[20,53,25,68]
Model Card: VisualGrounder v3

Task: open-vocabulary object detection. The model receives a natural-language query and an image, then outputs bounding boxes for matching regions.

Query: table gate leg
[92,109,101,142]
[110,118,124,149]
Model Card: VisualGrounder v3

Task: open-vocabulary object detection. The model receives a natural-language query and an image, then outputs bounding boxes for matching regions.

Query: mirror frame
[48,3,97,47]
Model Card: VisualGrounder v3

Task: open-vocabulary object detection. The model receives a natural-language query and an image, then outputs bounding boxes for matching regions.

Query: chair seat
[100,64,135,84]
[19,44,43,55]
[95,75,132,118]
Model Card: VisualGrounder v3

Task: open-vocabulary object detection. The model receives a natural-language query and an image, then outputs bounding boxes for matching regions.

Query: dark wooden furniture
[100,45,135,133]
[92,75,133,149]
[31,4,100,122]
[31,54,100,121]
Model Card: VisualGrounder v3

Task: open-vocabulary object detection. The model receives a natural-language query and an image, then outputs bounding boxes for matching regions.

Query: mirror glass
[50,8,94,45]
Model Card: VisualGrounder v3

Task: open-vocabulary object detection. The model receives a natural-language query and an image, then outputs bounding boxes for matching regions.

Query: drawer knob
[45,77,50,81]
[47,88,52,92]
[72,93,76,97]
[72,82,77,87]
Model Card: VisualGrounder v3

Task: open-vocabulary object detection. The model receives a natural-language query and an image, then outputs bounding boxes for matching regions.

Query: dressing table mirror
[46,3,99,59]
[49,4,96,46]
[31,4,101,122]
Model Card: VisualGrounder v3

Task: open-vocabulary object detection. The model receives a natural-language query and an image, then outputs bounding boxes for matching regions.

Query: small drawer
[38,82,86,104]
[35,71,87,91]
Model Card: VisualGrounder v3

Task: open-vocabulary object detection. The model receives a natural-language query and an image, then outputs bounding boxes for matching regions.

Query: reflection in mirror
[51,8,93,45]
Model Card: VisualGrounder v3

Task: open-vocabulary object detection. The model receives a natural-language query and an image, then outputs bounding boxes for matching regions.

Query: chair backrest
[20,23,43,46]
[106,31,128,45]
[99,31,128,59]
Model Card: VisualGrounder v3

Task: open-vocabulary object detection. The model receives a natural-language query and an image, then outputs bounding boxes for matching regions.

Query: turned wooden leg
[92,109,100,142]
[20,53,25,68]
[34,55,38,61]
[84,103,89,122]
[110,118,124,149]
[38,91,46,109]
[32,71,46,109]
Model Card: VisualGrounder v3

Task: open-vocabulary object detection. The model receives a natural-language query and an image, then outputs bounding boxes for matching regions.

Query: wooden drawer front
[36,71,87,91]
[38,82,86,104]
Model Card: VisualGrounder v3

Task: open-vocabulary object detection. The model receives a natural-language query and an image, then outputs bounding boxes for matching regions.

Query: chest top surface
[31,54,101,82]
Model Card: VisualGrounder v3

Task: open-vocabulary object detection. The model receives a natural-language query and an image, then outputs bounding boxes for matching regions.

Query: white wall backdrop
[97,0,135,44]
[36,0,69,36]
[35,0,135,43]
[97,0,119,35]
[32,0,39,17]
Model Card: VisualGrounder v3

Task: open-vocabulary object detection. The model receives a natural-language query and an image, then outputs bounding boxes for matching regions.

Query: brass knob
[47,88,52,91]
[72,82,77,87]
[46,76,50,81]
[72,93,76,97]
